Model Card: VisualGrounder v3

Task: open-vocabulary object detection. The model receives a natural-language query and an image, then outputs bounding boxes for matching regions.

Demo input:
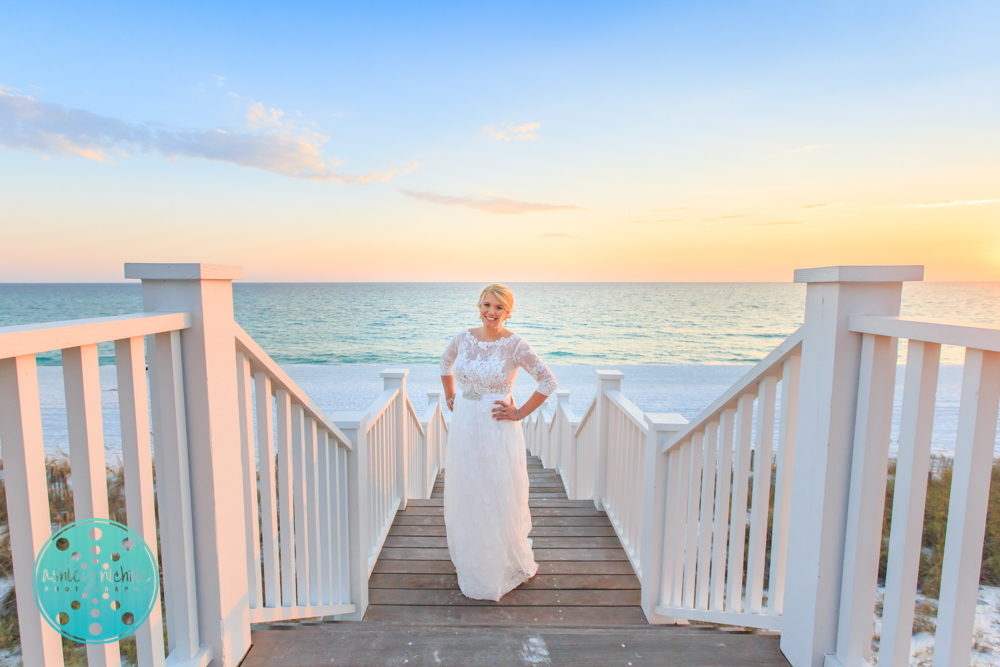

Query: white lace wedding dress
[440,329,558,600]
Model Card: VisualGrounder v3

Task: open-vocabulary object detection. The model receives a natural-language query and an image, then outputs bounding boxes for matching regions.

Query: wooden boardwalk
[244,454,789,666]
[365,453,645,625]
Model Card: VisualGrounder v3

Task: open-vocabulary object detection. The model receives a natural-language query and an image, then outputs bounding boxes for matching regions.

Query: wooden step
[387,525,618,537]
[378,548,629,562]
[245,624,787,666]
[393,515,613,527]
[368,588,640,607]
[361,604,647,626]
[372,560,638,575]
[383,536,626,549]
[368,573,640,590]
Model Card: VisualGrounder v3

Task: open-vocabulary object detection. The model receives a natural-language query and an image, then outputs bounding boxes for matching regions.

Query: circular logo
[33,519,159,644]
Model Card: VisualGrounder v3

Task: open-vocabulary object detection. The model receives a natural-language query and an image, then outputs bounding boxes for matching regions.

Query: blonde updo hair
[478,283,515,322]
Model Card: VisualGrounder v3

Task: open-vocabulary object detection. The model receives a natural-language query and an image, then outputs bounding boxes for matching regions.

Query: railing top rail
[665,326,804,449]
[367,387,400,430]
[0,311,191,360]
[573,395,597,435]
[604,388,648,436]
[404,393,427,438]
[235,323,353,449]
[849,314,1000,353]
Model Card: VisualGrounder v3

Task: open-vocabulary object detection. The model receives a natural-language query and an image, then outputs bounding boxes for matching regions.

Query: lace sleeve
[514,338,558,396]
[440,331,461,376]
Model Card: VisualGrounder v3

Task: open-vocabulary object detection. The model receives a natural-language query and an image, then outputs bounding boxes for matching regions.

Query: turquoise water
[1,282,998,366]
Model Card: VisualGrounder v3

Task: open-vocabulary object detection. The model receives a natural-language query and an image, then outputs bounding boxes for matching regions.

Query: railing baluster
[683,431,703,608]
[255,373,280,608]
[147,330,200,658]
[317,430,332,606]
[0,354,66,666]
[659,447,679,607]
[275,389,296,606]
[767,354,799,616]
[338,443,350,604]
[710,408,735,611]
[291,404,310,604]
[671,440,691,607]
[833,334,898,666]
[879,340,940,667]
[696,421,718,610]
[62,343,123,667]
[725,392,755,613]
[236,352,264,610]
[631,422,645,562]
[746,375,777,613]
[116,336,167,667]
[304,417,321,605]
[933,349,1000,666]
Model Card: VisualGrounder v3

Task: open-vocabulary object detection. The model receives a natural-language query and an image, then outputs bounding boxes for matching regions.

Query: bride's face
[479,294,508,330]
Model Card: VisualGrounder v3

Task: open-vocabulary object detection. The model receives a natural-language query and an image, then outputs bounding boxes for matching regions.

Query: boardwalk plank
[378,547,629,562]
[246,625,790,667]
[384,535,625,549]
[371,560,638,575]
[368,573,641,590]
[368,588,640,606]
[362,605,648,625]
[387,525,618,537]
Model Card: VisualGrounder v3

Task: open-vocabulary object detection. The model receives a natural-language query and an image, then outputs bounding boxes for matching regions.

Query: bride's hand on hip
[492,397,518,421]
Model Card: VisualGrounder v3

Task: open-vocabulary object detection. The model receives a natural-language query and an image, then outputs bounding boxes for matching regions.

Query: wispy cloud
[0,87,412,184]
[630,219,682,224]
[719,214,744,219]
[400,189,583,215]
[783,145,827,154]
[653,207,688,212]
[747,221,805,227]
[801,203,843,209]
[484,122,540,141]
[901,199,998,208]
[541,232,576,238]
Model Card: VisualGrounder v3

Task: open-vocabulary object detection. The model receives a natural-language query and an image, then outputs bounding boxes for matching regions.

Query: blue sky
[1,1,998,281]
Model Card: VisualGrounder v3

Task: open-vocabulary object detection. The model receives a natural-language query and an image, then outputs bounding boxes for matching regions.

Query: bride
[439,284,558,601]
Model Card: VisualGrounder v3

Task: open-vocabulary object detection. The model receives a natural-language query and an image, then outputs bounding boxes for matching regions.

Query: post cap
[555,389,572,397]
[380,368,410,379]
[793,265,923,284]
[331,410,370,431]
[124,263,243,280]
[595,370,625,381]
[644,413,689,432]
[426,390,442,397]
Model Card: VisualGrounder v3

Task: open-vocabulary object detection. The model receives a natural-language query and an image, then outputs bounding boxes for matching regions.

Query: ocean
[1,282,999,457]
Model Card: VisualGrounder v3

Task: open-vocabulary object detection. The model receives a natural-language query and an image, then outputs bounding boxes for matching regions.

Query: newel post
[382,368,409,509]
[124,263,251,666]
[427,391,444,466]
[554,389,571,475]
[641,413,688,625]
[334,411,371,620]
[593,370,624,511]
[780,265,923,667]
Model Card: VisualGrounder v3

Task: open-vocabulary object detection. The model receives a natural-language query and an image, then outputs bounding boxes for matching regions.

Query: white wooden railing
[234,324,357,623]
[0,311,200,667]
[825,315,1000,667]
[645,328,803,630]
[0,263,448,667]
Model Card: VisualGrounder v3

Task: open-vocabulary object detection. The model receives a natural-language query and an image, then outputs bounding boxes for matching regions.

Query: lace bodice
[440,329,558,397]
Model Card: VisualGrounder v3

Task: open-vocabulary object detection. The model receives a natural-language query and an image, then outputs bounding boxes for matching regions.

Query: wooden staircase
[243,454,789,665]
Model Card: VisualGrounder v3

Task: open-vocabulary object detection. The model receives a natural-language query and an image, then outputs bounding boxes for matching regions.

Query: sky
[0,1,998,282]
